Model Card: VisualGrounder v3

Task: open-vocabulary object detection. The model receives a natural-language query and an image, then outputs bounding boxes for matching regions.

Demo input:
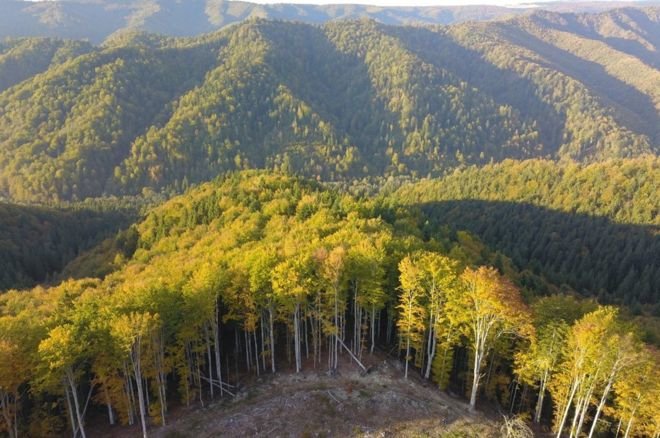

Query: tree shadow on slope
[387,25,568,156]
[416,199,660,309]
[259,21,406,176]
[532,8,660,69]
[0,203,133,291]
[498,23,659,143]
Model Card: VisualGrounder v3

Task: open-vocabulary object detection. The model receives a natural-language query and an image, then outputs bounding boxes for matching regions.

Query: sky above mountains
[249,0,635,5]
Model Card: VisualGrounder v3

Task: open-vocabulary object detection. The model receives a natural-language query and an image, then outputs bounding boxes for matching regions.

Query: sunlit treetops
[0,171,657,437]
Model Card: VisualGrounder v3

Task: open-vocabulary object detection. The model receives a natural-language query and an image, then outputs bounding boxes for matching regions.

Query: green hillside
[0,12,657,203]
[1,171,657,438]
[393,158,660,307]
[0,202,133,291]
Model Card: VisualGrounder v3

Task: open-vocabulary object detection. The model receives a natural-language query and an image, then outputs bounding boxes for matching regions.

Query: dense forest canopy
[0,10,658,203]
[0,202,134,291]
[0,172,658,437]
[391,158,660,310]
[0,4,658,437]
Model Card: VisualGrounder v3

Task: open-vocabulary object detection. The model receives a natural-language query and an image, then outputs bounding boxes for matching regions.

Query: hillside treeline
[0,173,657,437]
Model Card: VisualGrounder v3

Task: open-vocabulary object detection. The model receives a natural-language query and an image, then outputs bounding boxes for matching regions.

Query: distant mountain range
[0,7,658,203]
[1,0,659,43]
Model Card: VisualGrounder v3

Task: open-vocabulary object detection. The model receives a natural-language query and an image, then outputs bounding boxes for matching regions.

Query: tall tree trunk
[624,416,635,438]
[575,378,598,437]
[253,330,260,376]
[334,287,339,370]
[370,305,376,354]
[205,325,214,399]
[469,328,486,412]
[424,315,437,379]
[269,306,276,373]
[294,303,301,373]
[386,311,393,345]
[65,368,87,438]
[260,312,266,371]
[130,341,148,438]
[588,377,614,438]
[404,336,411,379]
[534,369,549,423]
[213,308,224,397]
[555,378,580,438]
[304,310,309,360]
[102,385,115,426]
[64,383,77,437]
[244,329,251,372]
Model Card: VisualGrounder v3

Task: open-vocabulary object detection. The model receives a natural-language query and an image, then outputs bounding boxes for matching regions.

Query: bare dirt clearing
[140,353,499,438]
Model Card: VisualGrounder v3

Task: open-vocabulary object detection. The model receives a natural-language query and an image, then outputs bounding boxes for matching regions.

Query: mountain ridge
[2,0,660,43]
[0,9,657,203]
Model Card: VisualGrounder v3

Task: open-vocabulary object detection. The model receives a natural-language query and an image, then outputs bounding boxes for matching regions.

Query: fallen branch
[327,390,341,404]
[337,338,368,372]
[199,376,236,397]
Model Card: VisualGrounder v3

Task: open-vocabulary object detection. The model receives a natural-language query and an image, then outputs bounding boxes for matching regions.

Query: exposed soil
[97,352,498,437]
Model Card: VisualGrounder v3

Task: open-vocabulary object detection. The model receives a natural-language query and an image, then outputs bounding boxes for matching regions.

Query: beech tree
[272,253,314,373]
[551,307,617,438]
[451,266,532,411]
[38,324,89,438]
[111,312,160,438]
[515,320,568,423]
[397,256,427,379]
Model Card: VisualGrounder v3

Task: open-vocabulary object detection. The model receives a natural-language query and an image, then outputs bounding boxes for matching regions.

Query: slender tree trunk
[304,311,309,360]
[386,311,393,345]
[624,416,634,438]
[64,383,77,437]
[124,362,136,423]
[588,377,614,438]
[196,351,204,408]
[334,287,339,370]
[370,305,376,354]
[130,340,148,438]
[575,378,598,437]
[65,368,87,438]
[205,325,214,398]
[469,350,480,411]
[404,336,411,379]
[294,303,301,373]
[213,309,224,396]
[103,385,115,426]
[424,317,437,379]
[469,328,486,411]
[260,312,266,371]
[269,307,276,373]
[253,330,260,376]
[556,378,580,438]
[244,329,251,372]
[535,369,549,423]
[569,392,585,438]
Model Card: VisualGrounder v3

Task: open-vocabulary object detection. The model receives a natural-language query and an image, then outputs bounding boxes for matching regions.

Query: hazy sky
[248,0,630,5]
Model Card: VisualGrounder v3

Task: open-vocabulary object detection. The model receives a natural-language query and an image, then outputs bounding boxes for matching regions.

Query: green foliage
[394,158,660,307]
[0,202,132,291]
[0,15,657,203]
[0,37,93,92]
[0,171,657,437]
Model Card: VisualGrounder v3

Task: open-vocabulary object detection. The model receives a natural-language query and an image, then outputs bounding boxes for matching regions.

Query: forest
[393,158,660,312]
[0,11,658,203]
[0,5,658,437]
[0,172,658,437]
